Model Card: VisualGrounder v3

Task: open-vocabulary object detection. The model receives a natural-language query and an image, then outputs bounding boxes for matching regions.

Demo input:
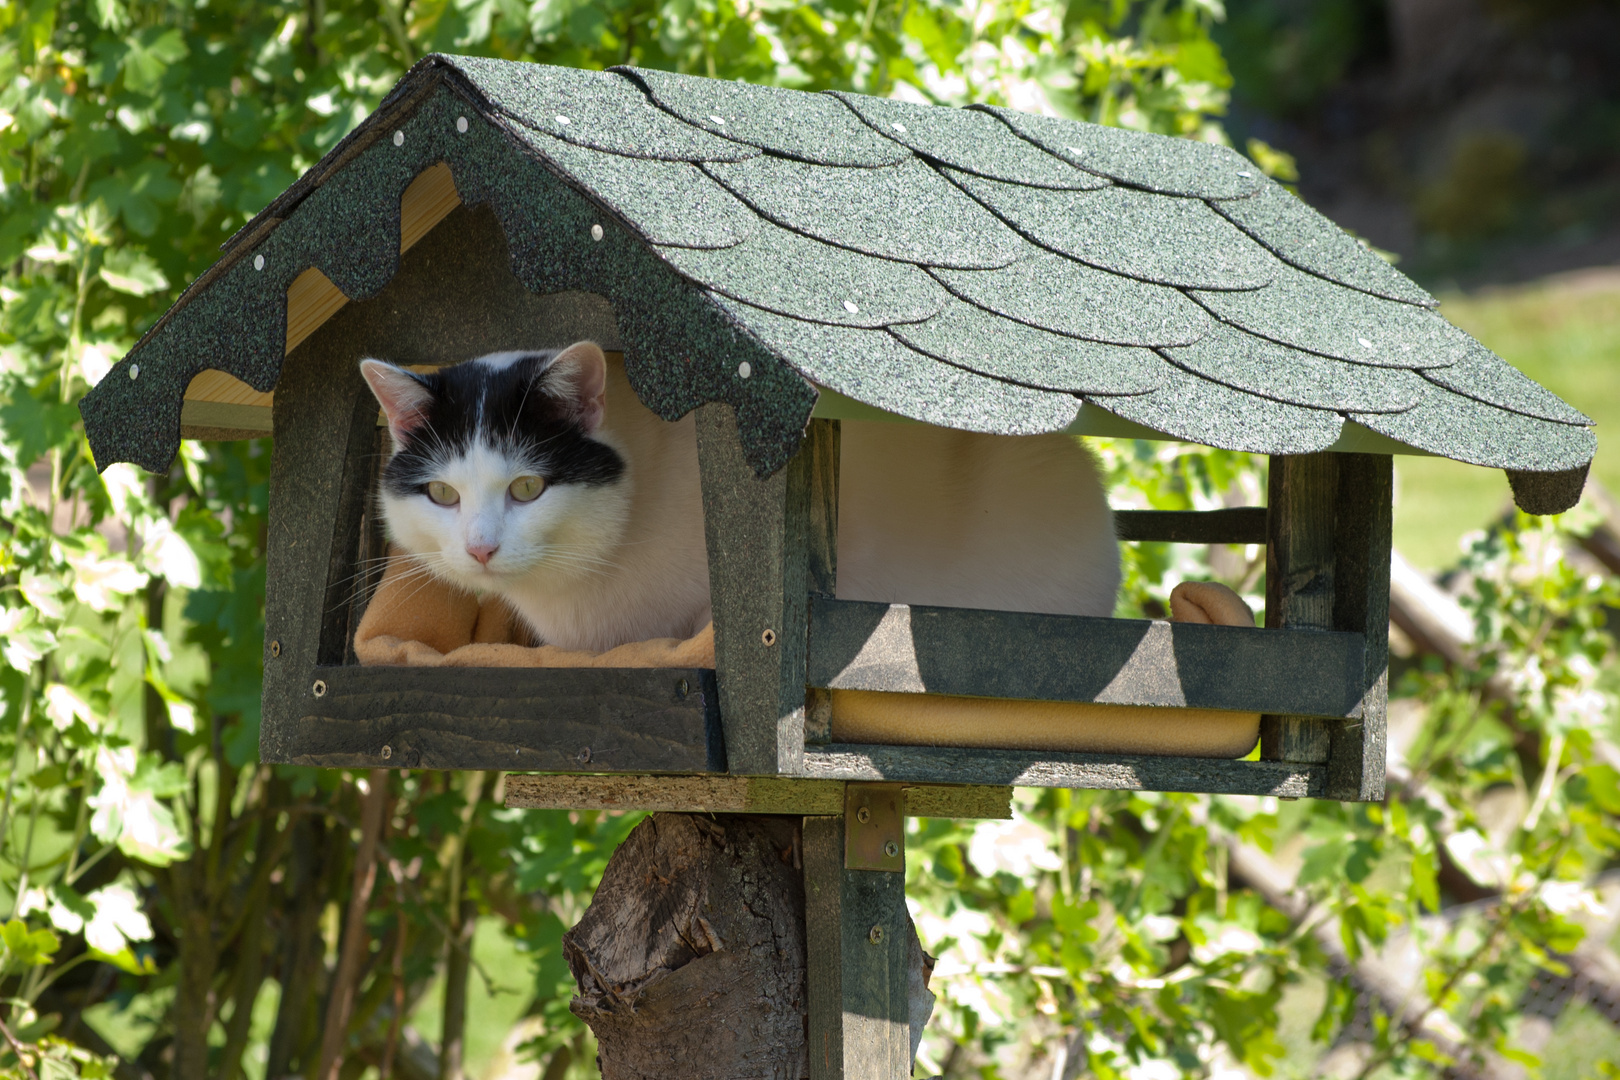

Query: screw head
[892,122,906,133]
[456,116,468,133]
[761,628,776,647]
[676,678,690,698]
[129,364,140,380]
[577,747,592,764]
[884,840,900,858]
[312,679,327,698]
[737,361,752,379]
[555,114,571,125]
[253,253,265,271]
[709,114,726,125]
[392,130,404,146]
[381,744,393,760]
[590,223,603,241]
[868,925,884,944]
[856,807,871,824]
[269,640,281,658]
[842,300,860,314]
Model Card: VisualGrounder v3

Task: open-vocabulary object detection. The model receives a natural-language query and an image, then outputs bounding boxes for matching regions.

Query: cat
[360,341,1119,653]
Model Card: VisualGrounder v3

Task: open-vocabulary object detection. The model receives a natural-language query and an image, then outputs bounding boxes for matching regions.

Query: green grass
[1393,269,1620,568]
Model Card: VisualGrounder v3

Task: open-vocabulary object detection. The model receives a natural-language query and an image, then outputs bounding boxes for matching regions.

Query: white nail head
[892,122,906,133]
[842,300,860,313]
[1238,170,1252,178]
[253,254,264,271]
[709,115,726,125]
[129,363,139,380]
[590,224,603,241]
[556,114,570,125]
[392,130,404,146]
[738,361,752,379]
[1358,337,1374,349]
[456,116,468,133]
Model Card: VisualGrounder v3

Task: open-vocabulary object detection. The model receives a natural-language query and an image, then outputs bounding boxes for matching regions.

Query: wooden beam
[802,744,1324,798]
[1327,453,1392,801]
[261,323,373,761]
[1113,508,1268,545]
[697,404,819,775]
[1262,454,1339,763]
[503,774,1012,819]
[806,596,1365,719]
[808,418,841,597]
[266,666,724,772]
[804,815,913,1080]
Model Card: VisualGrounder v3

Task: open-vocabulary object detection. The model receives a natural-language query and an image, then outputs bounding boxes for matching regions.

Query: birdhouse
[79,54,1595,814]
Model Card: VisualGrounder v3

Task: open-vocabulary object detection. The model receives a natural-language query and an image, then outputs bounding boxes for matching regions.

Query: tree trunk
[564,813,933,1080]
[565,814,807,1079]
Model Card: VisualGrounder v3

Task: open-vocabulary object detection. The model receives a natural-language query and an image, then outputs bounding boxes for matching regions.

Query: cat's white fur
[366,346,1119,651]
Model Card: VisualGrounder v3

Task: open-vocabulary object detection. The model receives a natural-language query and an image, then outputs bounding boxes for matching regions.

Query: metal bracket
[844,782,905,872]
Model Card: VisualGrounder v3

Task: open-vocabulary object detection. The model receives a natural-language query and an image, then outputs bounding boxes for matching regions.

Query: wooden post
[1328,453,1392,801]
[697,411,838,776]
[1262,453,1338,763]
[803,814,914,1080]
[1263,452,1390,801]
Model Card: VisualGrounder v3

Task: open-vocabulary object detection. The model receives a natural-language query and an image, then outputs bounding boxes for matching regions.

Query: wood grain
[802,744,1324,798]
[804,816,915,1080]
[807,596,1365,719]
[697,403,813,776]
[502,774,1013,819]
[1327,453,1392,801]
[1262,454,1339,763]
[269,666,724,773]
[1114,507,1268,544]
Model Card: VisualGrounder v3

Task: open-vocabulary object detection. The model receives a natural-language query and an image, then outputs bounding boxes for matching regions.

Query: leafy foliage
[0,2,1615,1079]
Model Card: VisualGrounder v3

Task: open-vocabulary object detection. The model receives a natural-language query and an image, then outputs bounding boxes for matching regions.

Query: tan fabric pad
[353,550,716,668]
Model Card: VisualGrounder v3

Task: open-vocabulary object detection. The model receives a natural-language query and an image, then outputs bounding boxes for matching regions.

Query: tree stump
[563,813,934,1080]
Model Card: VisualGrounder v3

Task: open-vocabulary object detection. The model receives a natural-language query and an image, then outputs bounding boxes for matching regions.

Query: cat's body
[361,343,1119,652]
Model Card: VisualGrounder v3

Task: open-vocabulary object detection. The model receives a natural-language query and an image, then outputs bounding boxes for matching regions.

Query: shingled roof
[79,54,1595,513]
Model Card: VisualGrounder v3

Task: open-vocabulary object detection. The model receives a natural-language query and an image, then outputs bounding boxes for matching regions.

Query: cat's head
[360,342,630,592]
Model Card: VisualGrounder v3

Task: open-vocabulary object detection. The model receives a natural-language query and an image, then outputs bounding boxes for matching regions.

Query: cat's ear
[538,341,608,434]
[360,359,433,446]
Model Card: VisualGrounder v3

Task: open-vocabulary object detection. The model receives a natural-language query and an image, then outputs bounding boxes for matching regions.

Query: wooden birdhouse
[78,54,1596,1079]
[78,56,1595,811]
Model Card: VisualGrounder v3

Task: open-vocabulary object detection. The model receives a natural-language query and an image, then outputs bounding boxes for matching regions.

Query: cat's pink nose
[466,543,499,566]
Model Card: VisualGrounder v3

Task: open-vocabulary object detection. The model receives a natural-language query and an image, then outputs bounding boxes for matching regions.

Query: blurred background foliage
[1,1,1619,1079]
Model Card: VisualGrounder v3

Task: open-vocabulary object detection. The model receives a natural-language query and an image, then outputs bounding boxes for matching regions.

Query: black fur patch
[380,351,625,498]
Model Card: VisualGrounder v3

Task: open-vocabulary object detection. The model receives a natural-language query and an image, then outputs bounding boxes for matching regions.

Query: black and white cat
[360,342,1120,652]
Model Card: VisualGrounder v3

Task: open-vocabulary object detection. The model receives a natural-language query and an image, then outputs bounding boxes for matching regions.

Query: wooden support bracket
[844,783,905,872]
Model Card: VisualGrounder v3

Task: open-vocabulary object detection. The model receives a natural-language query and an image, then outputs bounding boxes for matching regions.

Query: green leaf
[1411,846,1440,913]
[99,247,169,296]
[0,393,82,466]
[122,27,188,95]
[91,0,130,32]
[1,918,61,967]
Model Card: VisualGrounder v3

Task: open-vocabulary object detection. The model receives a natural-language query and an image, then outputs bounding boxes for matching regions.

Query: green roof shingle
[79,54,1594,513]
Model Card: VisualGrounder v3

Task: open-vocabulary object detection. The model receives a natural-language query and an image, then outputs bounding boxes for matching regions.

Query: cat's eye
[426,481,459,506]
[509,475,546,502]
